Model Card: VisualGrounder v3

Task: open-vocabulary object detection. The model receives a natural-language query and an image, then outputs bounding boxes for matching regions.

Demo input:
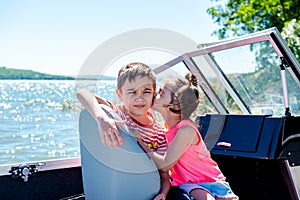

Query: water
[0,79,117,165]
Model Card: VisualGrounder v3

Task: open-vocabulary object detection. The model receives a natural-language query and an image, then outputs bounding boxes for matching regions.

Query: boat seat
[79,105,160,200]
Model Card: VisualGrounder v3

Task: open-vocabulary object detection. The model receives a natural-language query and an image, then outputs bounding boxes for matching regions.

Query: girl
[138,73,238,200]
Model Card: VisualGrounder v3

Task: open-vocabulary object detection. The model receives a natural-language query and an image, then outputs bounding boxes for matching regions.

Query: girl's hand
[132,129,154,154]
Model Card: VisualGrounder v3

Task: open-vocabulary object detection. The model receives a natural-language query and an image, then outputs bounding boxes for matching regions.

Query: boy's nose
[134,91,145,99]
[134,95,145,103]
[136,90,144,96]
[135,93,143,99]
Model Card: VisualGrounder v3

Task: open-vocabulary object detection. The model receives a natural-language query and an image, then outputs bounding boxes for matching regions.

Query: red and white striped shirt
[109,103,167,155]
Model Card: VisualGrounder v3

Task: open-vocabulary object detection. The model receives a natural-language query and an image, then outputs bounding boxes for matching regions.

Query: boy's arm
[158,170,170,200]
[136,139,170,199]
[76,89,123,147]
[76,89,108,118]
[94,94,109,105]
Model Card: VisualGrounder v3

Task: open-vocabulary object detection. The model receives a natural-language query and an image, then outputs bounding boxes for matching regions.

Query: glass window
[191,41,300,116]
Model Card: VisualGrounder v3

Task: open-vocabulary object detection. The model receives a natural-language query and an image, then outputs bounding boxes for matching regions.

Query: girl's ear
[116,89,122,101]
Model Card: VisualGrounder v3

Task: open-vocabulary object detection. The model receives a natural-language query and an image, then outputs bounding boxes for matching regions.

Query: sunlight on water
[0,80,117,165]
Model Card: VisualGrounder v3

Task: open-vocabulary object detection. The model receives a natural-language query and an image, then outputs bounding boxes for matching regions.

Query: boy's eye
[127,91,135,94]
[126,88,153,95]
[144,90,153,94]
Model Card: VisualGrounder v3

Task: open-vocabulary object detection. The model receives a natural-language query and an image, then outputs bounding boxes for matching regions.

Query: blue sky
[0,0,220,76]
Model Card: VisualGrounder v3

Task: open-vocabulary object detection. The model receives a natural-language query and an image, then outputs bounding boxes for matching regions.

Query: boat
[1,27,299,200]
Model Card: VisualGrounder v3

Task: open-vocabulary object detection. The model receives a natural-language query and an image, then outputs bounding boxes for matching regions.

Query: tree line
[207,0,300,62]
[0,66,75,80]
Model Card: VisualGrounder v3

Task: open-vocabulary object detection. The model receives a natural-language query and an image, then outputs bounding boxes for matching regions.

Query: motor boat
[1,27,299,200]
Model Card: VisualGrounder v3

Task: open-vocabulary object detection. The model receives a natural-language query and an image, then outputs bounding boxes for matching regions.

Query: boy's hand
[153,193,165,200]
[97,116,126,147]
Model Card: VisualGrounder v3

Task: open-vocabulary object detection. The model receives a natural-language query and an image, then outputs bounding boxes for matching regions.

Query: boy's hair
[117,62,156,91]
[165,72,200,119]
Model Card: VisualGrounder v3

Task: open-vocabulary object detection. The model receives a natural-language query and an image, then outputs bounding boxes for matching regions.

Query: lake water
[0,79,117,165]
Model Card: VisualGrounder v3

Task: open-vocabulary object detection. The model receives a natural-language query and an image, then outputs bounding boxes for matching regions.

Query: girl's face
[116,76,154,118]
[152,85,172,112]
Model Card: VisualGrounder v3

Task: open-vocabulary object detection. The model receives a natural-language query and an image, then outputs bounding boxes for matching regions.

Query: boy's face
[116,76,155,118]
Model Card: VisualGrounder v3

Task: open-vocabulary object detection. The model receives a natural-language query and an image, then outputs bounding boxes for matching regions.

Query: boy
[76,62,170,198]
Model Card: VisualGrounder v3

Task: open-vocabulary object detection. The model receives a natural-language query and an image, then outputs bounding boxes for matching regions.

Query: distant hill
[0,67,116,80]
[75,74,116,80]
[0,66,75,80]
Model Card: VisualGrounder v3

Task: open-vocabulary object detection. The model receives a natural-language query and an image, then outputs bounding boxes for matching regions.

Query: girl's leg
[215,197,239,200]
[189,188,215,200]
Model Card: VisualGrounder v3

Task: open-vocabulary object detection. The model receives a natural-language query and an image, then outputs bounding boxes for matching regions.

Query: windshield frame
[154,27,300,116]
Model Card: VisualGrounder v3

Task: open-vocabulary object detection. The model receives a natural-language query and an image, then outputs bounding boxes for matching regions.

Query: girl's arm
[145,126,198,172]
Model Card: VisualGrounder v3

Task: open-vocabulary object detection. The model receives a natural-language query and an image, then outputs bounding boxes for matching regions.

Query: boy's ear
[116,89,122,101]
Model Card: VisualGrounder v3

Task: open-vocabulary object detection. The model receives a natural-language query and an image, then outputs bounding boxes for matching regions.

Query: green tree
[207,0,300,61]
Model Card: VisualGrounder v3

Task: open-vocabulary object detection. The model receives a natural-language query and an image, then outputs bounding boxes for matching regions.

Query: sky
[0,0,220,76]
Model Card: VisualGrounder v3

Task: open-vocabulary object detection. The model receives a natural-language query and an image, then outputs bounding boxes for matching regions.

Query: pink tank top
[165,120,226,186]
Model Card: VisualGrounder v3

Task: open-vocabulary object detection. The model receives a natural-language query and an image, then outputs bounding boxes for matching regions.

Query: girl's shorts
[179,181,238,199]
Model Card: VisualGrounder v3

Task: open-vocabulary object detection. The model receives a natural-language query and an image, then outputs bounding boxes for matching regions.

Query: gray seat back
[79,105,160,200]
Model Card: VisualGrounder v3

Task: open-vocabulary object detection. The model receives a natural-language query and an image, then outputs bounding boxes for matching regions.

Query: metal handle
[217,141,232,148]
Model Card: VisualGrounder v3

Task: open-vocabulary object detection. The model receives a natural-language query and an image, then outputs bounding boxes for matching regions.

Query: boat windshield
[154,28,300,117]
